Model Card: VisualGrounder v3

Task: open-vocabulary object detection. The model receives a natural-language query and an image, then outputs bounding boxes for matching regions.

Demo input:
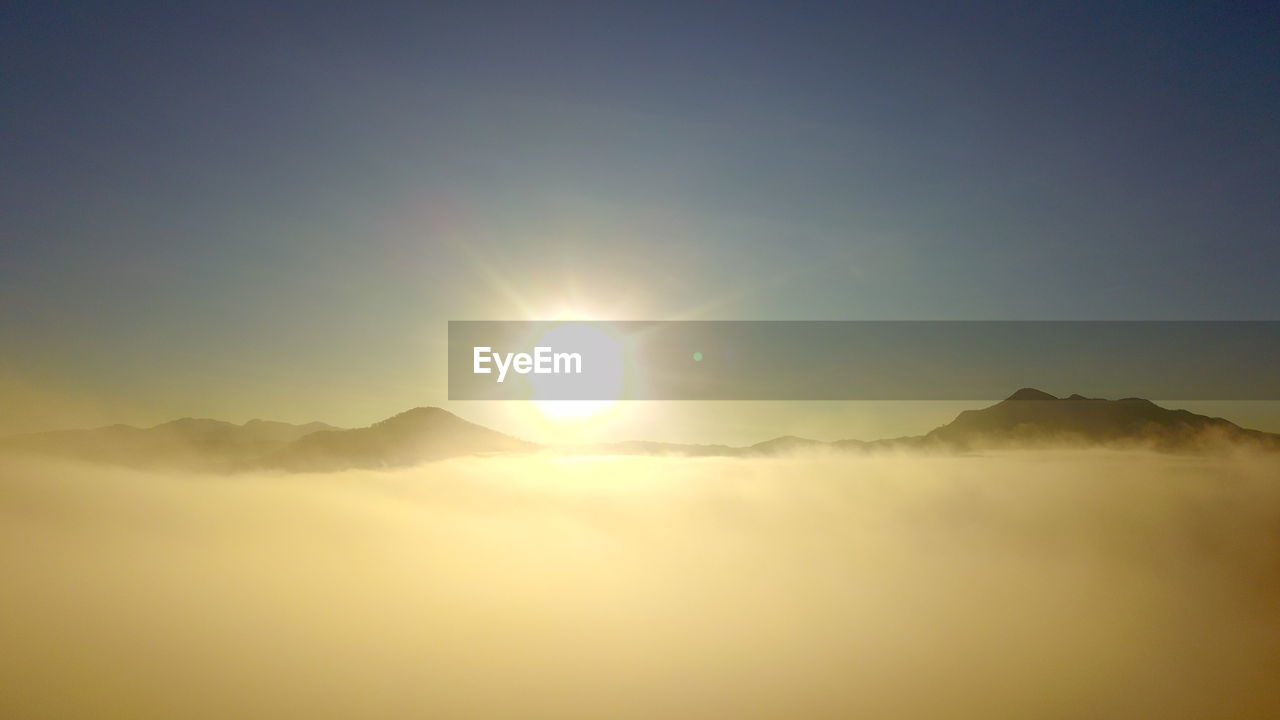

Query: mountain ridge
[921,387,1278,452]
[264,406,535,471]
[0,417,342,470]
[3,389,1277,470]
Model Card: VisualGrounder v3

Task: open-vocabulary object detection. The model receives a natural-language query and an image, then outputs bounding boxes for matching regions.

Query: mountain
[920,388,1280,452]
[567,390,1280,457]
[746,435,834,455]
[3,391,1276,471]
[0,417,339,469]
[263,407,537,471]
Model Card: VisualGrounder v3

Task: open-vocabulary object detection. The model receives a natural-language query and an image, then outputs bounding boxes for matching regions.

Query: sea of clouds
[2,450,1278,719]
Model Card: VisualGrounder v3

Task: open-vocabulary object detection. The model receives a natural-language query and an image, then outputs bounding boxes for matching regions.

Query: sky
[2,1,1278,440]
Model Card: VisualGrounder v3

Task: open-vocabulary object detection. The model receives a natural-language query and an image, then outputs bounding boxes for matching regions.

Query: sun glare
[530,320,626,425]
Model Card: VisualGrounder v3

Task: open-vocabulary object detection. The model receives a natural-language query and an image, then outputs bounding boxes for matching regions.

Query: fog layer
[2,451,1277,719]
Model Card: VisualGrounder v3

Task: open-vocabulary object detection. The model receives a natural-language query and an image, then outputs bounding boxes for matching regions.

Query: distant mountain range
[579,388,1280,457]
[2,389,1276,471]
[0,417,339,470]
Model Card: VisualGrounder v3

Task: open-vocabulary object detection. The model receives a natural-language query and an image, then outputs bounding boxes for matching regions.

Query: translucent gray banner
[448,321,1280,400]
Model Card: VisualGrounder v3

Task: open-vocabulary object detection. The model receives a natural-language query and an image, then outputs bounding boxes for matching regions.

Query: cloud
[1,451,1278,719]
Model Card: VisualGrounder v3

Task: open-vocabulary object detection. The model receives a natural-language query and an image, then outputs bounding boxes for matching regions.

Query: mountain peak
[926,389,1279,451]
[272,406,534,470]
[153,417,237,431]
[1005,388,1058,402]
[375,406,456,427]
[391,406,450,418]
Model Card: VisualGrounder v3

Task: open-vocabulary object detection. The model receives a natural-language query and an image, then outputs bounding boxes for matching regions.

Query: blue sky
[3,1,1277,437]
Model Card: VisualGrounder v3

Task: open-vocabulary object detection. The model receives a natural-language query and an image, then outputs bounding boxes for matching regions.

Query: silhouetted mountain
[578,390,1280,457]
[921,388,1280,452]
[746,435,830,455]
[4,391,1275,470]
[0,418,339,469]
[264,407,536,471]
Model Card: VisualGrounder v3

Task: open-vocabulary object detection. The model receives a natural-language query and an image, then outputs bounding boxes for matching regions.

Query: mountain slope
[0,418,339,469]
[579,390,1280,456]
[921,388,1280,451]
[264,407,537,471]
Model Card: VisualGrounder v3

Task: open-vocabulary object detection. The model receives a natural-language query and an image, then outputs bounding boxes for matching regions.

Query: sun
[527,319,628,423]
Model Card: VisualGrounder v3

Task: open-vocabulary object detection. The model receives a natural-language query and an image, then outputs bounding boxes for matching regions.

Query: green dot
[692,351,703,362]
